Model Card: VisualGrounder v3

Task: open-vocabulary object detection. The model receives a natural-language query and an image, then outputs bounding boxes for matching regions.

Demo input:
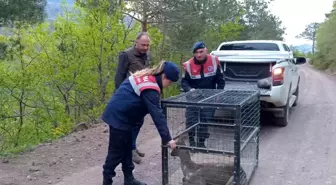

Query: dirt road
[1,63,336,185]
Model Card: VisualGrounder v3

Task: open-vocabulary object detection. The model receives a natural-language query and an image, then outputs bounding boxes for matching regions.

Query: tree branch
[122,12,143,23]
[147,20,178,24]
[1,114,26,120]
[6,87,38,108]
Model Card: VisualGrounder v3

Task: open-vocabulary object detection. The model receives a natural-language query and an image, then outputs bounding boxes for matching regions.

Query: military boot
[132,150,142,164]
[102,178,112,185]
[124,178,147,185]
[124,174,147,185]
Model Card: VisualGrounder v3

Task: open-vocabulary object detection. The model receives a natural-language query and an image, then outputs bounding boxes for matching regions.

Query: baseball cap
[163,61,180,82]
[192,41,206,53]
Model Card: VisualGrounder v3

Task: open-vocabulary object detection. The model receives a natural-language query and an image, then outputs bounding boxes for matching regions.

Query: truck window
[219,43,280,51]
[284,44,291,52]
[282,44,289,51]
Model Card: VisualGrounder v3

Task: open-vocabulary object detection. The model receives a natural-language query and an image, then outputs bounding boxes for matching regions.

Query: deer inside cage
[161,89,260,185]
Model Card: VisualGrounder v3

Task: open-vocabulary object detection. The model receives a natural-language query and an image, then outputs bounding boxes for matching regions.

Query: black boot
[102,177,112,185]
[124,175,147,185]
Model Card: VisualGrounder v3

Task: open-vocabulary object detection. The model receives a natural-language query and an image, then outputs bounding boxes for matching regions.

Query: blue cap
[163,61,180,82]
[192,41,206,53]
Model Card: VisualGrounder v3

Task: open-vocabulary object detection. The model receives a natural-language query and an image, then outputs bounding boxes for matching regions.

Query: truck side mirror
[295,57,306,65]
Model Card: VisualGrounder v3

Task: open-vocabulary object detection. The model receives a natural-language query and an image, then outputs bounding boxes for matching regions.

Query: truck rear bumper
[224,81,270,95]
[224,81,287,107]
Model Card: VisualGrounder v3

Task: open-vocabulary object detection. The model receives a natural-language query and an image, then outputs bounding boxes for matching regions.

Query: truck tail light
[272,67,284,86]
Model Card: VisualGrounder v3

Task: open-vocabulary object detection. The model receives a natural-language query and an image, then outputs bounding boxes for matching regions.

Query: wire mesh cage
[160,89,260,185]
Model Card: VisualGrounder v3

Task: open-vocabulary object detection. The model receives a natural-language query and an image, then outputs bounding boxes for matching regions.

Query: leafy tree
[0,0,139,153]
[312,1,336,69]
[0,0,47,26]
[160,0,243,53]
[75,0,121,13]
[296,22,320,54]
[116,0,171,32]
[240,0,286,40]
[0,23,56,151]
[325,1,336,18]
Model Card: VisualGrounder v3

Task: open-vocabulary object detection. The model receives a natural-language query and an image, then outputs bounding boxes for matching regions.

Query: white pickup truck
[210,40,306,126]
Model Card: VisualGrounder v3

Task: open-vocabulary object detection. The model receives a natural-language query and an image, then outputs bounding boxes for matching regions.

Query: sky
[269,0,334,46]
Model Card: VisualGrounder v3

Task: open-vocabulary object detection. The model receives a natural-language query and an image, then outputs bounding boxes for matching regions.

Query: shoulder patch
[129,75,160,96]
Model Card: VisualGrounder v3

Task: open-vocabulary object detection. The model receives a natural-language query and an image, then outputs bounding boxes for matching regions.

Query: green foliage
[0,23,70,152]
[146,24,164,64]
[162,0,243,51]
[163,83,180,99]
[297,23,320,41]
[313,1,336,70]
[296,22,320,54]
[289,46,308,58]
[306,52,314,58]
[0,0,138,154]
[0,0,47,26]
[239,0,285,40]
[200,21,245,51]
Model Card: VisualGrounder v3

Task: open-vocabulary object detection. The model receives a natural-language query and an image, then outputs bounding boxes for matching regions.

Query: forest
[311,1,336,70]
[0,0,286,155]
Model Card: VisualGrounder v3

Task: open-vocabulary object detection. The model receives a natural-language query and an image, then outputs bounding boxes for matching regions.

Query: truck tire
[275,87,291,127]
[292,81,299,107]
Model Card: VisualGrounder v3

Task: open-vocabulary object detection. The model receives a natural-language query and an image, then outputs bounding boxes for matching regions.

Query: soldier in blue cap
[181,41,225,148]
[101,60,179,185]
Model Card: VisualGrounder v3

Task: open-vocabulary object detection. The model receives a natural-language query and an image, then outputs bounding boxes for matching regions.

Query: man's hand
[168,140,177,149]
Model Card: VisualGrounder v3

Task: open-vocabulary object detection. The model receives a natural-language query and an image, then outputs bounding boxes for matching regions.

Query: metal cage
[161,89,260,185]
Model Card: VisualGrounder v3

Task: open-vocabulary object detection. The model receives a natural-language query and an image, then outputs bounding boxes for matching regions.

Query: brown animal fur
[171,135,247,185]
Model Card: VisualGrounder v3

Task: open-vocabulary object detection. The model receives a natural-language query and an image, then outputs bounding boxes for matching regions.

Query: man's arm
[141,89,172,144]
[215,60,225,89]
[114,52,129,90]
[181,69,193,92]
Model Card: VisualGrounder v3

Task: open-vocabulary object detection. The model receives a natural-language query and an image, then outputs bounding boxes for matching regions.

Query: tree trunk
[141,1,148,32]
[160,16,168,60]
[312,31,316,54]
[142,22,147,32]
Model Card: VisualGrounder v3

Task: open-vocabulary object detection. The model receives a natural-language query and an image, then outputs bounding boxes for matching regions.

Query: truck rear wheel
[275,102,289,127]
[275,87,291,127]
[292,81,299,107]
